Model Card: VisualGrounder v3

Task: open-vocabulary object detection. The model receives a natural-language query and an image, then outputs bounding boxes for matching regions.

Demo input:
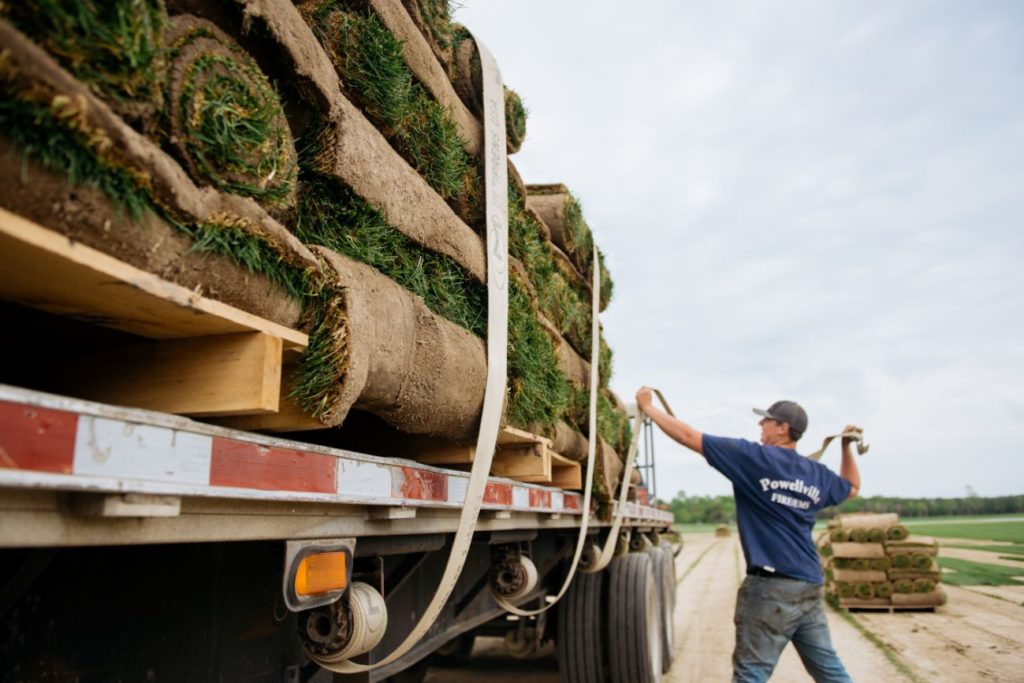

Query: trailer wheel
[608,553,661,683]
[652,544,677,673]
[557,570,606,683]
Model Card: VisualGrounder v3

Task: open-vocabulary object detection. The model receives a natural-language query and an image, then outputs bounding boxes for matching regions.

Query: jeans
[732,575,852,683]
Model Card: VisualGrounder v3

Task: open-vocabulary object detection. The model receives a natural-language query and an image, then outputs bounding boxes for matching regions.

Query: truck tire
[608,553,662,683]
[652,544,677,673]
[557,570,606,683]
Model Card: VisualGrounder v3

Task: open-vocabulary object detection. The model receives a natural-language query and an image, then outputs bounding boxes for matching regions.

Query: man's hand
[841,425,863,445]
[636,386,653,413]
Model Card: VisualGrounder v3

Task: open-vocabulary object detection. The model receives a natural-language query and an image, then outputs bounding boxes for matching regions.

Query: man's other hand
[841,425,863,445]
[636,386,653,413]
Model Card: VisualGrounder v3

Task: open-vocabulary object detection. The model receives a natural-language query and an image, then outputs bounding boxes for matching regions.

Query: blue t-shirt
[702,434,852,584]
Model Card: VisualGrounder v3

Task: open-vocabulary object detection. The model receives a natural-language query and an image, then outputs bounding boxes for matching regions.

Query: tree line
[663,492,1024,525]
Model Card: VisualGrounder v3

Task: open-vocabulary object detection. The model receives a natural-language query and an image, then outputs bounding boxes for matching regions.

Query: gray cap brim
[753,408,772,418]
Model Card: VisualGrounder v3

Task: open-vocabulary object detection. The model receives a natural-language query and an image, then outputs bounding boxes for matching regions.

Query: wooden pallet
[0,209,305,418]
[413,426,583,490]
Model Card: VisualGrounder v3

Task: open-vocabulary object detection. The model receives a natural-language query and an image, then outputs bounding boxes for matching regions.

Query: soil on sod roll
[163,15,299,214]
[300,247,486,438]
[1,0,167,134]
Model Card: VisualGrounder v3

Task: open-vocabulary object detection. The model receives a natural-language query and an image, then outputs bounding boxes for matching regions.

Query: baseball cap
[753,400,808,437]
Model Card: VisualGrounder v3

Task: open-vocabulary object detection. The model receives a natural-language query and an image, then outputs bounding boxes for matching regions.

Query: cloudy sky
[458,1,1024,500]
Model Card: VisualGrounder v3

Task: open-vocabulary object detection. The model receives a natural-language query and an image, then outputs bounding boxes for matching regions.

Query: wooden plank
[0,208,307,348]
[497,425,552,448]
[549,451,582,490]
[490,443,551,483]
[212,365,329,433]
[62,332,283,417]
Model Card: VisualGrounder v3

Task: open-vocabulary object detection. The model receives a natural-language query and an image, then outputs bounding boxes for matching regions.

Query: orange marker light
[295,551,348,596]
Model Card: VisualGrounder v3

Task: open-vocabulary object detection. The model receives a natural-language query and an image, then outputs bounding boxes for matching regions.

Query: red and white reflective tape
[0,387,587,516]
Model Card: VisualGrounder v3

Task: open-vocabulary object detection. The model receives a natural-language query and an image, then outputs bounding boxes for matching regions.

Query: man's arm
[636,387,704,455]
[840,424,862,499]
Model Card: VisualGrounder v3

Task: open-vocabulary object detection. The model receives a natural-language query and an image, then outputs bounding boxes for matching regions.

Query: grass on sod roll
[936,557,1024,586]
[893,579,914,594]
[910,552,934,571]
[867,528,886,543]
[836,583,855,599]
[508,186,594,353]
[166,22,297,208]
[891,554,911,569]
[850,558,870,571]
[870,557,891,572]
[875,582,893,598]
[913,578,936,593]
[506,276,572,430]
[849,528,868,543]
[291,281,349,421]
[854,583,874,599]
[832,558,850,570]
[305,3,479,219]
[820,544,833,558]
[504,86,526,150]
[296,175,485,336]
[900,515,1024,543]
[831,529,849,543]
[2,0,166,109]
[887,524,909,540]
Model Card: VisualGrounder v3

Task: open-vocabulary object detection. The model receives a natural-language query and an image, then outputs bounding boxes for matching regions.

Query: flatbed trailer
[0,384,675,682]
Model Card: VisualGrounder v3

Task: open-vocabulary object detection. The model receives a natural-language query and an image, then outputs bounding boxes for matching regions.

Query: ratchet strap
[493,243,602,616]
[807,429,870,462]
[586,389,676,573]
[328,32,508,674]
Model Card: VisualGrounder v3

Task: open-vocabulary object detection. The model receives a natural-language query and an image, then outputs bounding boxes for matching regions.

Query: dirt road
[426,533,1024,682]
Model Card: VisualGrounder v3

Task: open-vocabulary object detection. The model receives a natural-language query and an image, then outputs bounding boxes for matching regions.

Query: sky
[457,0,1024,500]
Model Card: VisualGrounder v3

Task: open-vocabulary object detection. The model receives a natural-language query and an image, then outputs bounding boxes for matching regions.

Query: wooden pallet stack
[818,512,947,611]
[0,0,635,495]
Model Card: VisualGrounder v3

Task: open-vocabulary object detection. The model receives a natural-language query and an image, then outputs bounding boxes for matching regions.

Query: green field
[938,557,1024,586]
[900,515,1024,543]
[944,543,1024,557]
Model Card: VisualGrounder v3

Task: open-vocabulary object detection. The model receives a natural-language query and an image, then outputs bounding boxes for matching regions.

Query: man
[635,388,860,683]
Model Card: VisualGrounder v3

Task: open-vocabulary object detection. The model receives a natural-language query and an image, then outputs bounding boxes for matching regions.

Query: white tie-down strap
[807,429,870,462]
[589,389,675,573]
[328,32,508,674]
[494,244,602,616]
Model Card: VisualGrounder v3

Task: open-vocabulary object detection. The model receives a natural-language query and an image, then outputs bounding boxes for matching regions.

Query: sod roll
[911,552,934,571]
[835,512,899,529]
[836,582,855,599]
[887,524,909,541]
[854,583,875,599]
[869,557,892,572]
[164,16,298,212]
[913,578,937,593]
[891,589,947,607]
[891,554,911,570]
[830,528,849,543]
[867,528,886,543]
[849,528,869,543]
[875,582,893,599]
[299,247,486,438]
[893,579,914,594]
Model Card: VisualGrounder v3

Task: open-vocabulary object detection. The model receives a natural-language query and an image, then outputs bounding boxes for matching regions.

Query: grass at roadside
[900,515,1024,543]
[831,607,924,683]
[937,557,1024,586]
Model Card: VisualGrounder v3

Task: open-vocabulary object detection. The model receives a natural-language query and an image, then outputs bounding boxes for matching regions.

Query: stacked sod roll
[0,0,631,497]
[819,513,946,609]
